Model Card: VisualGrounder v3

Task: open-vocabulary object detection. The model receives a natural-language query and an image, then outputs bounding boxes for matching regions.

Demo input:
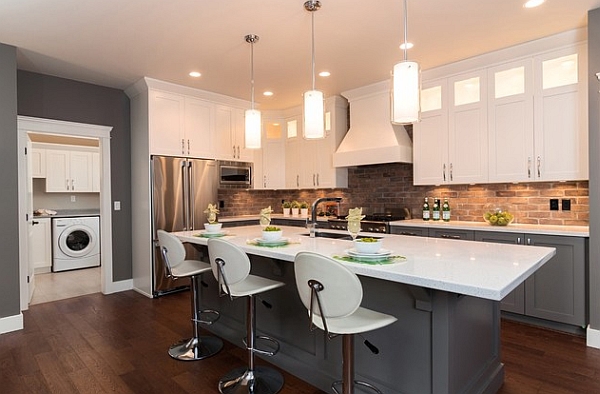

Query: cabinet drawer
[429,228,474,241]
[391,226,428,237]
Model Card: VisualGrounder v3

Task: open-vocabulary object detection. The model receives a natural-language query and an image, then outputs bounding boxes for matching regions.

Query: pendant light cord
[311,7,316,90]
[403,0,408,62]
[250,39,255,110]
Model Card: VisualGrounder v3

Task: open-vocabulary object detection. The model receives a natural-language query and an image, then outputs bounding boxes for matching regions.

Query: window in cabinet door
[494,66,525,98]
[421,85,442,112]
[542,53,578,89]
[287,119,298,138]
[454,77,480,106]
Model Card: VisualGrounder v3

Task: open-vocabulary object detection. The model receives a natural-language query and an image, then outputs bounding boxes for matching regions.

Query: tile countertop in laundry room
[33,209,101,218]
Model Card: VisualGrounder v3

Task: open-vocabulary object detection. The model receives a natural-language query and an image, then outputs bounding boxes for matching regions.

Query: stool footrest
[193,309,220,325]
[242,335,280,357]
[332,379,384,394]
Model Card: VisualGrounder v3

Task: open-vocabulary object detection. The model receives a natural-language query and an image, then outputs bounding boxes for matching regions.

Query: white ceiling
[1,0,599,110]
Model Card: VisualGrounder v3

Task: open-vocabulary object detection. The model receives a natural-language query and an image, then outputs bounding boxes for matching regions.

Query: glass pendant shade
[245,109,261,149]
[303,89,325,139]
[392,60,420,124]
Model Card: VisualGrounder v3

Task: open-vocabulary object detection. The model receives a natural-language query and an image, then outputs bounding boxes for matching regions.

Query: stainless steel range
[327,208,410,234]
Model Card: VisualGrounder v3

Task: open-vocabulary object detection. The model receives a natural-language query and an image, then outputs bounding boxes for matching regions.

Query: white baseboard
[0,313,24,334]
[587,325,600,348]
[104,279,133,295]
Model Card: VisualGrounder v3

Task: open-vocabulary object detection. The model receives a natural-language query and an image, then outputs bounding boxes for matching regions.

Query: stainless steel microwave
[219,162,252,187]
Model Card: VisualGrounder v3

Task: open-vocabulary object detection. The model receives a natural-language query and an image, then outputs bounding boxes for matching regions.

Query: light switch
[71,196,76,202]
[114,201,121,211]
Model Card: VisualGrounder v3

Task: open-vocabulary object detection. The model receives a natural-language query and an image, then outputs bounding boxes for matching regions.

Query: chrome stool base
[168,335,223,361]
[332,379,384,394]
[219,366,284,394]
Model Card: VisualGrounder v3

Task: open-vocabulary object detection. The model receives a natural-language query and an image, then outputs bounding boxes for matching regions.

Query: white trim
[104,279,133,294]
[587,325,600,348]
[0,313,23,334]
[17,116,114,314]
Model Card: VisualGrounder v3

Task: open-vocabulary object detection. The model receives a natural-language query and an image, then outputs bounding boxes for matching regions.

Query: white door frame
[17,116,113,311]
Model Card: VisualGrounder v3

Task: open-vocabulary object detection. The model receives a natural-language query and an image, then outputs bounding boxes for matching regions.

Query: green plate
[195,231,227,238]
[333,254,406,265]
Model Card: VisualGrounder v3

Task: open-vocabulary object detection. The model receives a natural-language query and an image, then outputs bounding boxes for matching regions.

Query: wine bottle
[442,198,450,222]
[422,197,430,221]
[432,198,440,221]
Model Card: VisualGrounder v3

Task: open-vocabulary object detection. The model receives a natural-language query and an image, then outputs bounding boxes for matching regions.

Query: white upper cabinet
[214,106,253,162]
[415,34,587,185]
[533,45,588,181]
[184,97,214,158]
[413,70,488,185]
[45,146,96,193]
[31,145,46,178]
[255,119,285,189]
[148,89,186,156]
[488,60,534,182]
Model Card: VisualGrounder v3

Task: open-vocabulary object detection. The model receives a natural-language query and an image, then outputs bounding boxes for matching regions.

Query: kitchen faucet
[309,197,342,237]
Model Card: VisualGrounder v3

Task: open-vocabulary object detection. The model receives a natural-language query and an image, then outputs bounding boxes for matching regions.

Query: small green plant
[282,201,291,209]
[204,203,219,224]
[264,226,281,231]
[291,200,300,209]
[300,201,309,209]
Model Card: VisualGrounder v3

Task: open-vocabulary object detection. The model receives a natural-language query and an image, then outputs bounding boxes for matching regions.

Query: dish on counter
[253,237,290,246]
[345,248,391,259]
[196,230,228,238]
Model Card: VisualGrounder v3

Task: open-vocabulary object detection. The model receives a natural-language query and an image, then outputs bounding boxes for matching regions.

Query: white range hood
[333,81,413,167]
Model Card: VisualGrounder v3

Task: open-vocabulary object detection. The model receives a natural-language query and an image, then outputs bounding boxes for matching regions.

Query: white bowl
[262,229,283,241]
[204,222,223,233]
[353,238,382,254]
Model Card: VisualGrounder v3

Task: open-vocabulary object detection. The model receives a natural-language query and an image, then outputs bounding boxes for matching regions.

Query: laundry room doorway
[17,116,113,311]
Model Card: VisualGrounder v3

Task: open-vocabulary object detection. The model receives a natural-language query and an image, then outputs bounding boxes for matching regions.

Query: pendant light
[245,34,261,149]
[391,0,420,124]
[303,0,325,140]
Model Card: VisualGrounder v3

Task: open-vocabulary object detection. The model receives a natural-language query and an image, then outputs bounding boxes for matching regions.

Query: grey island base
[174,226,555,394]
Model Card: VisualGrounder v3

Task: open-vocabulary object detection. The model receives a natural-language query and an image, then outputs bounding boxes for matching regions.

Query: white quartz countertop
[174,225,556,302]
[391,219,589,237]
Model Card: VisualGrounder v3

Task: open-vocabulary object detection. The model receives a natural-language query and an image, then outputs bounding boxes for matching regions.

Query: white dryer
[52,216,100,272]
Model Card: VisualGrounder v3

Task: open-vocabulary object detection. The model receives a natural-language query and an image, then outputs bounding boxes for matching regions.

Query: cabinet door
[30,218,51,273]
[488,60,534,183]
[475,231,525,314]
[234,108,254,162]
[148,89,185,156]
[413,80,448,185]
[525,234,586,326]
[45,149,70,192]
[534,45,588,181]
[70,150,93,192]
[214,105,234,160]
[448,70,488,184]
[31,147,46,178]
[185,97,213,158]
[285,118,302,189]
[260,120,285,189]
[92,152,100,192]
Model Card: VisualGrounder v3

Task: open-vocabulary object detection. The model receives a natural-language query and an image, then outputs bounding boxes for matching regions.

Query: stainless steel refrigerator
[151,155,219,296]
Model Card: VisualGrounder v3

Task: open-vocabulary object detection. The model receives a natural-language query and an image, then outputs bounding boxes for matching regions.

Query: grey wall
[0,44,20,319]
[588,8,600,330]
[17,71,132,281]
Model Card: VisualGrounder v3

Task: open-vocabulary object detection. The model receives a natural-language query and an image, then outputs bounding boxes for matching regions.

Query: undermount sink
[300,232,381,240]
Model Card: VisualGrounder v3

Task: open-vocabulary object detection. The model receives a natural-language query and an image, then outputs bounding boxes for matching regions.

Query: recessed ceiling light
[523,0,545,8]
[263,91,273,96]
[319,71,331,77]
[189,71,201,77]
[399,42,414,50]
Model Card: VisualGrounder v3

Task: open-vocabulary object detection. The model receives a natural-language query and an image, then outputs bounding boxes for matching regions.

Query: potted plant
[291,200,300,217]
[203,203,222,233]
[300,201,309,218]
[282,201,291,217]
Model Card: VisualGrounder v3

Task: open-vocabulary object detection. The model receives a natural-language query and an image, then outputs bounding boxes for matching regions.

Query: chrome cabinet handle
[263,175,266,188]
[537,156,541,178]
[71,179,75,190]
[440,234,461,239]
[296,175,299,187]
[187,139,191,155]
[449,163,453,182]
[237,146,240,159]
[401,231,418,236]
[65,179,69,190]
[181,138,185,155]
[527,157,531,178]
[313,173,316,186]
[443,164,446,182]
[517,237,521,244]
[232,145,235,158]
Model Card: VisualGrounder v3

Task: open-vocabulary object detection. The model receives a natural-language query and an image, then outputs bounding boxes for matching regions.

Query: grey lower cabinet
[390,225,429,237]
[474,231,587,327]
[429,228,475,241]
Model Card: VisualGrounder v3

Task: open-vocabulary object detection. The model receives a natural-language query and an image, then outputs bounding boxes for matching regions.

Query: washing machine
[52,216,100,272]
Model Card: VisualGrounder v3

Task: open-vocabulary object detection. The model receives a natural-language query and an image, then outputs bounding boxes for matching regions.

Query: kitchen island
[174,225,555,394]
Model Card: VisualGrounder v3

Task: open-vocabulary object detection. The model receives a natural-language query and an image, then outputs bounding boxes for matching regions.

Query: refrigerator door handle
[188,160,195,230]
[181,160,190,230]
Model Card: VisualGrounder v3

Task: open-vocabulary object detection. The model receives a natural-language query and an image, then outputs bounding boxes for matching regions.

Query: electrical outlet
[562,199,571,211]
[70,195,76,203]
[219,200,225,209]
[549,199,559,210]
[114,201,121,211]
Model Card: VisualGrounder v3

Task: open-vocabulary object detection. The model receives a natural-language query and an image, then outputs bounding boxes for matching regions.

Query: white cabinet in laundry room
[29,217,51,273]
[45,145,98,192]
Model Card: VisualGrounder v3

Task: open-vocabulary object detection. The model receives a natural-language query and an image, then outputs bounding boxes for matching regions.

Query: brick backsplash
[217,162,589,226]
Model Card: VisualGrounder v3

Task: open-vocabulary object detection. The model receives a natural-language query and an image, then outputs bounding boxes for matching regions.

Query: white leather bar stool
[207,238,285,394]
[294,251,398,394]
[157,230,223,361]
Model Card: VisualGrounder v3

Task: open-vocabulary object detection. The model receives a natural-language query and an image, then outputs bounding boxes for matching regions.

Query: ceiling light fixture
[303,0,325,140]
[524,0,545,8]
[244,34,261,149]
[189,71,201,78]
[391,0,420,124]
[319,71,331,77]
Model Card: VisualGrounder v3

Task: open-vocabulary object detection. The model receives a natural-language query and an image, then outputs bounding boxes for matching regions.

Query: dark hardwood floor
[1,290,599,394]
